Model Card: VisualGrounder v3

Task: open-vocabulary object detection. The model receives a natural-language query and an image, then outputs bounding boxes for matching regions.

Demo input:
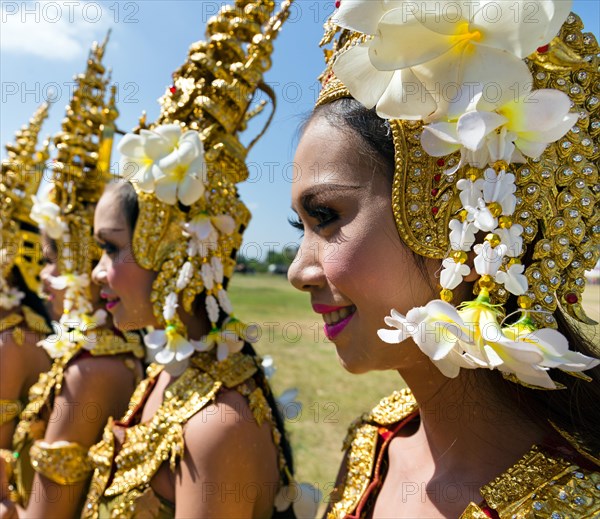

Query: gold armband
[0,448,16,481]
[29,440,92,485]
[0,399,22,425]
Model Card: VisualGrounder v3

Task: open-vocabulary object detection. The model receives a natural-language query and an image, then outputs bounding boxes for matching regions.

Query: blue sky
[2,0,599,259]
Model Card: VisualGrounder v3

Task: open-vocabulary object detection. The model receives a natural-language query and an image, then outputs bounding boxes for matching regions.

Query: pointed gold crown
[48,32,119,284]
[127,0,293,329]
[316,12,599,330]
[1,102,51,294]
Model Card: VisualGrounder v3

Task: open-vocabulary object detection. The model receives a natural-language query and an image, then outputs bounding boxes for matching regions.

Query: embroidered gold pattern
[327,390,418,519]
[0,399,22,425]
[29,440,92,485]
[481,445,600,518]
[0,313,23,333]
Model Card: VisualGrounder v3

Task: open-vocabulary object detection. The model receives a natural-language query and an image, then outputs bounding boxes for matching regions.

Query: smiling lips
[312,304,357,340]
[101,292,120,311]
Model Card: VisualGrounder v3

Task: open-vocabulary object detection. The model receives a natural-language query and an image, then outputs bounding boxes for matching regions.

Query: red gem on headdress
[436,158,445,167]
[433,174,442,183]
[431,188,439,196]
[432,207,439,216]
[335,0,341,7]
[537,44,549,53]
[565,293,578,304]
[169,86,177,94]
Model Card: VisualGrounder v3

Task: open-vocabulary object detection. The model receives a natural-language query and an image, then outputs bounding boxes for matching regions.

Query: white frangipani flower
[184,214,218,257]
[421,89,578,170]
[119,124,208,206]
[331,0,571,120]
[144,326,195,376]
[495,263,528,296]
[194,328,244,362]
[468,198,498,232]
[440,258,471,290]
[38,322,76,359]
[473,242,507,276]
[378,294,599,389]
[30,196,66,240]
[48,273,89,291]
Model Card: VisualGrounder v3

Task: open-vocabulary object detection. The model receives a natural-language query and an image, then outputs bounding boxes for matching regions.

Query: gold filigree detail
[29,440,92,485]
[327,390,418,519]
[0,313,23,333]
[0,400,22,426]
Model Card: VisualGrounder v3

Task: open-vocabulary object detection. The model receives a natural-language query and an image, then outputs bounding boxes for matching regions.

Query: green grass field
[228,273,600,504]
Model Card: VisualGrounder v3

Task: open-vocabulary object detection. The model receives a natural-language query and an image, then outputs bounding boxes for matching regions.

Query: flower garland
[31,194,105,358]
[329,0,599,388]
[118,124,253,375]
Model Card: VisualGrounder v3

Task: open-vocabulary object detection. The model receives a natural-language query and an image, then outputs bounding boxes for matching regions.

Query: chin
[336,349,374,375]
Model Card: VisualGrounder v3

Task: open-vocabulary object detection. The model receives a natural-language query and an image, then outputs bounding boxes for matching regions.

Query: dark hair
[309,98,600,455]
[103,180,296,474]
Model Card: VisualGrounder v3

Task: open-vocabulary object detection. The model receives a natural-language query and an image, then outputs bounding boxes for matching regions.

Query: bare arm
[174,389,280,519]
[20,355,138,519]
[0,332,26,450]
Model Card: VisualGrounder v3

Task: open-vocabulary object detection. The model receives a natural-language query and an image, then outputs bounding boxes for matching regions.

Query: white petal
[178,173,205,206]
[333,44,394,110]
[117,133,145,157]
[376,68,437,120]
[155,347,175,364]
[144,329,167,349]
[217,342,229,362]
[457,111,507,152]
[421,123,460,157]
[377,327,406,343]
[154,175,179,205]
[333,0,394,35]
[212,215,236,235]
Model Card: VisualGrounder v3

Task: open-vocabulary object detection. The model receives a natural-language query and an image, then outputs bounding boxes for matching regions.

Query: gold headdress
[317,3,599,389]
[117,0,292,374]
[32,33,122,357]
[0,102,51,308]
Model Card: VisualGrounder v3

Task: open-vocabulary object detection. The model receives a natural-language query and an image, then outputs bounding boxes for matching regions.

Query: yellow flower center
[450,22,482,53]
[173,164,188,182]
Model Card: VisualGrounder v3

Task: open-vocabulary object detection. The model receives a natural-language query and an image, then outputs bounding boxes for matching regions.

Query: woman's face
[91,188,158,331]
[288,116,439,373]
[40,235,64,321]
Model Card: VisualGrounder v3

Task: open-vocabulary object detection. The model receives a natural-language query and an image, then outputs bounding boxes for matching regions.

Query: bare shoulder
[184,388,274,468]
[62,353,138,396]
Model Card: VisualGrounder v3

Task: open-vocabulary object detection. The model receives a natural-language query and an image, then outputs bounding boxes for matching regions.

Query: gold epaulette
[89,329,145,359]
[478,445,600,518]
[21,306,51,335]
[29,440,92,485]
[191,350,258,387]
[0,313,23,334]
[328,389,418,519]
[0,399,22,425]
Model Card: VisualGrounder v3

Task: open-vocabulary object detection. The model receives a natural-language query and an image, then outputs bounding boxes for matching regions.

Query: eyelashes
[97,241,119,255]
[288,205,339,235]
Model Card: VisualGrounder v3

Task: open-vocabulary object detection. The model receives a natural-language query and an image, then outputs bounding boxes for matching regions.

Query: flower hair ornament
[1,102,51,313]
[318,1,599,389]
[30,34,141,360]
[117,1,294,377]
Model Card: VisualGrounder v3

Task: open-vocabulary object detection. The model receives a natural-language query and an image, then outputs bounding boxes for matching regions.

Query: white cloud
[1,1,112,61]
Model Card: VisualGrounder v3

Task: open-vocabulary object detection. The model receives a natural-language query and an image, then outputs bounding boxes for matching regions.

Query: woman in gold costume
[0,103,52,484]
[80,1,308,518]
[289,2,600,517]
[0,35,145,519]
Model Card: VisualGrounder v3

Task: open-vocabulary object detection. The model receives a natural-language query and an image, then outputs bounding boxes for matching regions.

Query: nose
[287,239,325,293]
[91,255,108,286]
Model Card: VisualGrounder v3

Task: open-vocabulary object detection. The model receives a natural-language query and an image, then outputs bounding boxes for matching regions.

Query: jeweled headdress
[117,0,293,375]
[318,1,599,389]
[1,102,51,309]
[32,33,123,358]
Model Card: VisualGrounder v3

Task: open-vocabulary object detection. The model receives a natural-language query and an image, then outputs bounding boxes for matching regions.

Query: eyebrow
[300,183,364,207]
[94,228,125,240]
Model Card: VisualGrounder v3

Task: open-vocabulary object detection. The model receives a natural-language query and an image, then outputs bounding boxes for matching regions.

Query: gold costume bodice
[327,390,600,519]
[6,329,144,507]
[82,350,278,519]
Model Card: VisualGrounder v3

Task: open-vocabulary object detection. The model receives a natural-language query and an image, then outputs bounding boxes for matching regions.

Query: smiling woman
[289,1,600,517]
[77,1,316,518]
